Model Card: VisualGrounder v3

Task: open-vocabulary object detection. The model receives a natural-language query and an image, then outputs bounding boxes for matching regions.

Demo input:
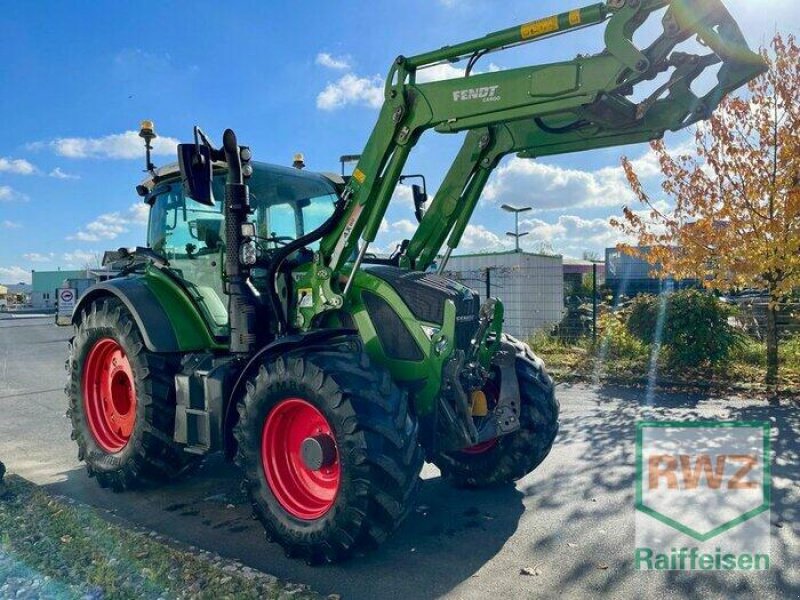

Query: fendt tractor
[64,0,764,562]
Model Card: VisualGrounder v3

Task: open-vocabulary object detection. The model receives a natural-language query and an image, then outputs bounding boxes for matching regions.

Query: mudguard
[72,275,222,353]
[223,328,356,457]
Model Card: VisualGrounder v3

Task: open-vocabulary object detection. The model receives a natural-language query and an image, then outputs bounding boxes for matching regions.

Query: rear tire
[434,335,559,487]
[66,297,199,491]
[234,338,423,563]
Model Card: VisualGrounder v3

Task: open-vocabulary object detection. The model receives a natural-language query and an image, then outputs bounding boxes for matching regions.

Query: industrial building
[605,247,697,299]
[30,269,89,310]
[443,250,564,340]
[562,258,605,295]
[29,268,122,310]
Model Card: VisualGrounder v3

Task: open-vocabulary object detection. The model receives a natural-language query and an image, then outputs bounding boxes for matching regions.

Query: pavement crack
[0,387,64,401]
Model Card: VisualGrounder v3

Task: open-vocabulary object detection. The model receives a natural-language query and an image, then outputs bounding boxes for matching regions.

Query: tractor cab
[139,162,339,334]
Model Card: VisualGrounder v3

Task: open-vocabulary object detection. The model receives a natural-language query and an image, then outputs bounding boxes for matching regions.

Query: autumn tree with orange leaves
[613,34,800,384]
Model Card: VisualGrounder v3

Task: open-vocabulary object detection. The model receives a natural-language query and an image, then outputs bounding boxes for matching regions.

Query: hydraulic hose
[265,198,347,336]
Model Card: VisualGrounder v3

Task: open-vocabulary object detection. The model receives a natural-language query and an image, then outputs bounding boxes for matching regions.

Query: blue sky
[1,0,796,283]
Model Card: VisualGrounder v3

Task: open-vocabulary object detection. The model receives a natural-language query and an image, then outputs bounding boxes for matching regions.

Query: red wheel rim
[82,338,136,453]
[261,398,340,520]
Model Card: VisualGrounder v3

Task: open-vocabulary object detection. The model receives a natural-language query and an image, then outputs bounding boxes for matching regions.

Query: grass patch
[529,328,800,392]
[0,475,320,600]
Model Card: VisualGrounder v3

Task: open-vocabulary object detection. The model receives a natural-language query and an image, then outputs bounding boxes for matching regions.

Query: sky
[1,0,797,284]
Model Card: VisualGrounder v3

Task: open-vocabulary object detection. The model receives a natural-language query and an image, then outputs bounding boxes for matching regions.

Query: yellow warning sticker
[568,9,581,26]
[520,15,559,40]
[352,168,366,184]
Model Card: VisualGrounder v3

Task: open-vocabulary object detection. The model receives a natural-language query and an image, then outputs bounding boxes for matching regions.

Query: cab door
[147,181,229,335]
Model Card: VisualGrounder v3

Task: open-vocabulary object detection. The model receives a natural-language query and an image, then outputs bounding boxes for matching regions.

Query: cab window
[146,165,337,334]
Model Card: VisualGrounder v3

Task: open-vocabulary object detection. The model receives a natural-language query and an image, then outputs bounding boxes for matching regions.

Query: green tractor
[64,0,763,562]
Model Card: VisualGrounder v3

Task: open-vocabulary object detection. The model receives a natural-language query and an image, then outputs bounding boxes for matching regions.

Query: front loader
[64,0,764,563]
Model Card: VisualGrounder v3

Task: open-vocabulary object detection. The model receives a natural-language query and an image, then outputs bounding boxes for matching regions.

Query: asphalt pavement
[1,315,798,599]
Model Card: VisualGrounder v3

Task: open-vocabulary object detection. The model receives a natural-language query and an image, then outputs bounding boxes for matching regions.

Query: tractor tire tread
[233,339,423,563]
[66,296,199,492]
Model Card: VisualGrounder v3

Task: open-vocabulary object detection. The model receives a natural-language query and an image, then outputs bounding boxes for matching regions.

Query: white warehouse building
[442,250,564,340]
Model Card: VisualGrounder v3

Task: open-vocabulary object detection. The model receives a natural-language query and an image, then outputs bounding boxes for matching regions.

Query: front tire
[234,339,423,563]
[66,297,198,491]
[434,335,559,487]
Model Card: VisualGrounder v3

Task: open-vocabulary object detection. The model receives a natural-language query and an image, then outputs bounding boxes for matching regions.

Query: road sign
[56,287,76,326]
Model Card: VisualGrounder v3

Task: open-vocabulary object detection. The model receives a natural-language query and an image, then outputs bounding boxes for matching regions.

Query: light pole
[501,204,532,252]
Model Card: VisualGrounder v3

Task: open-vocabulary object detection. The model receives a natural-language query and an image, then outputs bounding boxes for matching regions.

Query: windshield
[148,163,338,258]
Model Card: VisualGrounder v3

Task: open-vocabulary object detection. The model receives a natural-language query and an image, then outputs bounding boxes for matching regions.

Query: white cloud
[0,185,27,202]
[416,63,467,83]
[23,252,53,263]
[2,220,21,229]
[482,143,683,213]
[459,224,511,252]
[128,202,150,225]
[0,266,30,283]
[0,157,36,175]
[70,213,128,242]
[519,214,637,256]
[63,250,100,266]
[30,130,180,160]
[69,204,147,242]
[316,52,351,70]
[392,184,414,208]
[315,57,494,110]
[483,158,636,211]
[317,73,384,110]
[415,61,500,83]
[49,167,80,180]
[390,219,417,235]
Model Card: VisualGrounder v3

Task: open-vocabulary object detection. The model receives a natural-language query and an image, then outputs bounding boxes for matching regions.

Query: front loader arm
[408,39,748,270]
[406,0,768,271]
[316,0,765,301]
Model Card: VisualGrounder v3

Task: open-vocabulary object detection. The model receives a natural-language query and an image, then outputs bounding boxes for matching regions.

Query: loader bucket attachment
[514,0,768,158]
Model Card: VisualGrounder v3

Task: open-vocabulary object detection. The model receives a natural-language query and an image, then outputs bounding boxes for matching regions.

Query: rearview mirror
[412,184,428,222]
[178,144,214,206]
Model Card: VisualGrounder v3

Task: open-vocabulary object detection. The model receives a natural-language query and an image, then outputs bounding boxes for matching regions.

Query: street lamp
[501,204,532,252]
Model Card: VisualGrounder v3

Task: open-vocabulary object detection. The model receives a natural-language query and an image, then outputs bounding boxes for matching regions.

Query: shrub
[730,337,766,367]
[624,289,742,369]
[600,312,649,362]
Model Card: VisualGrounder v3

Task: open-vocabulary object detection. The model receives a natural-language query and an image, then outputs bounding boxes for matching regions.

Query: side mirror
[178,143,214,206]
[412,184,428,222]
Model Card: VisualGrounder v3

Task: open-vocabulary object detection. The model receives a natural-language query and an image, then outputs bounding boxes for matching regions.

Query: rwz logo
[452,85,500,103]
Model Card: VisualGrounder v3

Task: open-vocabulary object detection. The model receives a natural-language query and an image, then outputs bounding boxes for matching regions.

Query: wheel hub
[300,434,337,471]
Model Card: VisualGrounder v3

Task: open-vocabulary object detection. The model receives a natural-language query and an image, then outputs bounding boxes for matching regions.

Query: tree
[612,34,800,384]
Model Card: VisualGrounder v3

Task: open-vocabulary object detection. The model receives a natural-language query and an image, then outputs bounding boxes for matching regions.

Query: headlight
[240,240,257,265]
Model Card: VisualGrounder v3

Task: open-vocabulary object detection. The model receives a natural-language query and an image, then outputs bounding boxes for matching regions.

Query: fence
[442,261,600,342]
[443,262,800,344]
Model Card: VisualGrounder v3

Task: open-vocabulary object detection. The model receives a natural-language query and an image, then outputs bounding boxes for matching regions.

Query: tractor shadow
[44,458,524,600]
